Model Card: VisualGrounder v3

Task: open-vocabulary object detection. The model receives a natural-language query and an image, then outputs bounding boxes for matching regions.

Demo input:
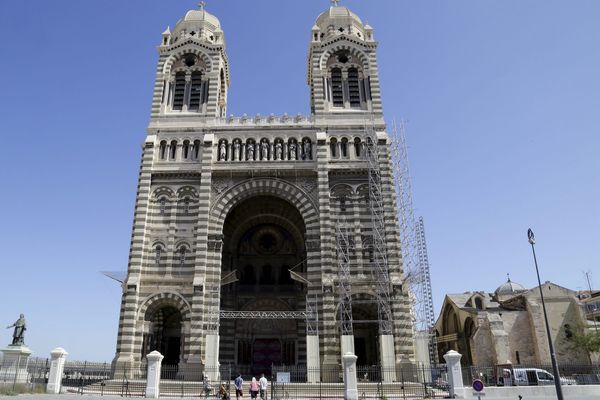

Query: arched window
[182,140,190,160]
[170,140,177,160]
[340,138,349,158]
[330,138,338,158]
[159,198,167,215]
[155,245,163,265]
[348,68,361,108]
[474,297,483,310]
[183,197,190,214]
[331,68,344,107]
[178,246,187,266]
[188,72,203,110]
[354,138,362,158]
[339,196,347,213]
[192,140,201,160]
[172,72,186,110]
[159,141,168,160]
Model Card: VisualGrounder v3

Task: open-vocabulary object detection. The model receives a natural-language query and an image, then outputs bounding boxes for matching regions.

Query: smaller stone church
[435,278,593,366]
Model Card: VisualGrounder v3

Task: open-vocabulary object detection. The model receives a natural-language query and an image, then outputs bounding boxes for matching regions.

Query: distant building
[579,290,600,325]
[435,278,593,366]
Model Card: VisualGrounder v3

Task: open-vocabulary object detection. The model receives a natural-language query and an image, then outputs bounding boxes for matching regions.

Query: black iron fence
[61,361,147,396]
[0,356,49,395]
[271,364,450,399]
[464,363,600,387]
[159,364,232,398]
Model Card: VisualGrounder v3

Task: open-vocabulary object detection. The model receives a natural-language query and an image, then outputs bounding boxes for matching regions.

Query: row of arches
[151,242,193,268]
[158,140,201,161]
[330,137,367,159]
[157,136,371,162]
[218,138,313,162]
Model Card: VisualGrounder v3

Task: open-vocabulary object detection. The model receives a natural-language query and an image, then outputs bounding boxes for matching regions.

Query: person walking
[258,374,268,400]
[250,377,259,399]
[234,373,244,400]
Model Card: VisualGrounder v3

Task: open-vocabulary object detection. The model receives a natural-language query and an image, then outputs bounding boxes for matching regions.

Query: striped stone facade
[114,5,415,371]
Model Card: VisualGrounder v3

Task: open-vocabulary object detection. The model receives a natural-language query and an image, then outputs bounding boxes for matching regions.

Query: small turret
[307,1,383,116]
[152,4,230,118]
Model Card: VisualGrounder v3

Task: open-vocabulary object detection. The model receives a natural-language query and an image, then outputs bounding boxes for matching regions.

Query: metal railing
[0,356,49,394]
[270,364,450,399]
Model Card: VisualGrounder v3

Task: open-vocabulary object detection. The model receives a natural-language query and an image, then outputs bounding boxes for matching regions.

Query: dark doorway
[253,339,282,377]
[143,306,182,366]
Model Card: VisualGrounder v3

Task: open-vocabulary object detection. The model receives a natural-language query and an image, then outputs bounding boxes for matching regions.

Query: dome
[170,7,224,45]
[316,6,363,28]
[315,5,366,40]
[495,277,526,296]
[180,9,221,29]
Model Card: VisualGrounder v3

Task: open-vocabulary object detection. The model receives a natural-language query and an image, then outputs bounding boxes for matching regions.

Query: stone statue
[275,142,283,160]
[219,141,227,161]
[261,141,269,160]
[247,142,255,160]
[303,140,311,160]
[233,140,240,161]
[289,142,297,161]
[7,314,26,346]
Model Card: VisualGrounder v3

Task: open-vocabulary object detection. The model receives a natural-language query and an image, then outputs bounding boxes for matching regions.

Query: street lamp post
[527,228,564,400]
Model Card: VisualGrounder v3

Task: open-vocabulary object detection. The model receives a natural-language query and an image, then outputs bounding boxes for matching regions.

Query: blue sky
[0,0,598,361]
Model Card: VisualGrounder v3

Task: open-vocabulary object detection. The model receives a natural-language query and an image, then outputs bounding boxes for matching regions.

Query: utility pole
[527,229,563,400]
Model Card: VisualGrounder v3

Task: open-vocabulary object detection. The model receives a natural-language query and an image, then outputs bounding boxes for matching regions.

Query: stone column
[306,335,320,384]
[204,334,220,381]
[46,348,68,394]
[380,334,396,382]
[342,353,358,400]
[146,351,164,399]
[443,350,465,399]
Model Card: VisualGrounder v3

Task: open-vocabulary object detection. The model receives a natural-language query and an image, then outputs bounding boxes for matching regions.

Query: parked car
[513,368,576,386]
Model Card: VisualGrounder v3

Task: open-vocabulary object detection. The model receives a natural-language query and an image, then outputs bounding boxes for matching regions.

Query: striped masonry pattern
[115,15,416,371]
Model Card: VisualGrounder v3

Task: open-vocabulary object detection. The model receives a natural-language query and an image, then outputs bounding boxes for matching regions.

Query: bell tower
[308,1,382,116]
[152,3,229,119]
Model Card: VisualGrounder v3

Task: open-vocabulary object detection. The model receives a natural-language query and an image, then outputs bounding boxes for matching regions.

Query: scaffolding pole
[416,216,437,364]
[206,285,221,334]
[336,219,354,336]
[365,125,393,335]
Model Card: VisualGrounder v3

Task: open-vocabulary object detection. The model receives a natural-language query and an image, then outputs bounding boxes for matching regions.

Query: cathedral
[114,2,414,378]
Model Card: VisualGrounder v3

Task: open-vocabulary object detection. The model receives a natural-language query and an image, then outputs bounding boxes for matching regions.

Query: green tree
[573,330,600,353]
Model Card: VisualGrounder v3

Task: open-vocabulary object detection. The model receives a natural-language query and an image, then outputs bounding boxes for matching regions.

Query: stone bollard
[443,350,465,399]
[47,347,68,394]
[146,351,164,398]
[342,352,359,400]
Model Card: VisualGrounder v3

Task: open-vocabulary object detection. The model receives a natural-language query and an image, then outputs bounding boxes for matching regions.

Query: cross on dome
[331,0,340,6]
[198,1,206,10]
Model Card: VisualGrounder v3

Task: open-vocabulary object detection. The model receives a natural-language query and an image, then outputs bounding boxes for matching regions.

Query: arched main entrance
[219,195,307,376]
[142,306,183,365]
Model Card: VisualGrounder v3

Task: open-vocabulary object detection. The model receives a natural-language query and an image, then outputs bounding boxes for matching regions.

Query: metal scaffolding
[206,285,221,334]
[220,310,308,319]
[416,216,437,362]
[336,219,354,336]
[389,120,437,362]
[365,125,393,335]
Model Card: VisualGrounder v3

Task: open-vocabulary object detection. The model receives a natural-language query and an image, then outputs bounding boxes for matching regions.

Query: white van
[513,368,576,386]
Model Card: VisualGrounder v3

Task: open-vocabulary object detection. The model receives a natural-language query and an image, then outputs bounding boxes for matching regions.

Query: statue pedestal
[0,345,32,384]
